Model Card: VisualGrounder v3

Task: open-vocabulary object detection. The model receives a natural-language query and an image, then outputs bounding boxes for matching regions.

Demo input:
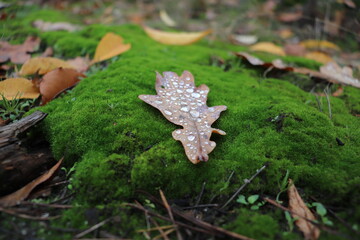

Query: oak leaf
[288,179,320,240]
[143,26,212,45]
[0,78,40,100]
[139,71,227,164]
[91,32,131,64]
[0,36,40,64]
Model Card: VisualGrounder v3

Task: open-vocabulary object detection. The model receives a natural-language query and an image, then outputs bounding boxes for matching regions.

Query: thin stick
[150,218,170,240]
[221,163,268,209]
[0,206,60,220]
[20,201,72,209]
[182,204,218,210]
[195,182,206,206]
[137,225,175,233]
[74,218,112,239]
[324,85,332,119]
[159,190,183,240]
[153,228,176,240]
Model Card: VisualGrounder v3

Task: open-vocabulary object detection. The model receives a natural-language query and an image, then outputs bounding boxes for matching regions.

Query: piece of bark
[0,111,52,195]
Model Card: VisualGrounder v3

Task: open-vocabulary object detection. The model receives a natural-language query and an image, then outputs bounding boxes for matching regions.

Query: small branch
[0,206,60,221]
[220,163,268,209]
[160,190,183,240]
[195,182,206,206]
[74,217,112,239]
[181,204,218,210]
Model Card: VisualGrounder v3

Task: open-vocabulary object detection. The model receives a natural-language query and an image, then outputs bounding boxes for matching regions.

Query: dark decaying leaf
[0,36,40,64]
[235,52,293,71]
[139,71,227,164]
[288,179,320,240]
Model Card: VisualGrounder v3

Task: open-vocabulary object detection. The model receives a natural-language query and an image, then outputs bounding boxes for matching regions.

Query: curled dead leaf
[139,71,226,164]
[0,36,40,64]
[40,68,85,105]
[143,26,212,45]
[0,78,40,100]
[288,179,320,240]
[91,32,131,64]
[235,52,293,71]
[19,57,75,76]
[250,42,285,56]
[320,62,360,88]
[0,158,63,207]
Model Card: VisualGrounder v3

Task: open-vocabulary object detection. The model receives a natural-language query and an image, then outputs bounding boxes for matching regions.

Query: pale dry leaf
[288,179,320,240]
[33,20,82,32]
[139,71,227,164]
[0,78,40,100]
[143,26,212,45]
[91,32,131,64]
[0,158,63,207]
[250,42,285,56]
[0,36,40,64]
[160,10,177,27]
[67,56,90,73]
[230,35,258,45]
[40,68,85,105]
[235,52,293,71]
[320,62,360,88]
[19,57,75,76]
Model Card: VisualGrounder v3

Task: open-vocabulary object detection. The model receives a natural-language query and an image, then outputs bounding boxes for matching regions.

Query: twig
[324,85,332,119]
[220,163,268,209]
[153,228,175,240]
[137,225,175,233]
[74,217,112,239]
[195,182,206,206]
[20,201,72,209]
[159,190,183,240]
[150,218,171,240]
[0,206,60,220]
[181,204,219,210]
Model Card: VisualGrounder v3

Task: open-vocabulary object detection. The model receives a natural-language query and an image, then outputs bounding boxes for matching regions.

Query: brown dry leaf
[277,11,303,22]
[305,52,333,64]
[0,158,63,207]
[300,40,341,52]
[320,62,360,88]
[40,68,85,105]
[19,57,75,76]
[235,52,293,71]
[139,71,227,164]
[33,20,82,32]
[288,179,320,240]
[250,42,285,56]
[143,26,212,45]
[0,36,40,64]
[67,56,90,73]
[284,43,306,56]
[0,78,40,100]
[91,32,131,64]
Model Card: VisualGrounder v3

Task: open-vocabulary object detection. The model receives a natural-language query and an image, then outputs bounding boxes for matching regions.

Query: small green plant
[309,202,333,226]
[0,93,36,121]
[236,194,265,210]
[61,163,77,190]
[276,170,290,203]
[282,211,298,236]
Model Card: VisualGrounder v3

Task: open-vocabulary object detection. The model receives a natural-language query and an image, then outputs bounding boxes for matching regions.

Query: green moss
[8,6,360,238]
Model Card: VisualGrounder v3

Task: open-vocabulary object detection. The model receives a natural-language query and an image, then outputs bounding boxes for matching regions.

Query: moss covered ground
[2,4,360,240]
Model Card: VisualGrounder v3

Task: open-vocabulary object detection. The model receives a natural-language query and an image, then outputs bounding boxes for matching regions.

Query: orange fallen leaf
[0,78,40,100]
[0,36,40,64]
[250,42,285,56]
[40,68,85,105]
[288,179,320,240]
[300,40,340,52]
[0,158,63,207]
[143,26,212,45]
[305,51,333,64]
[139,71,226,164]
[19,57,75,76]
[91,32,131,64]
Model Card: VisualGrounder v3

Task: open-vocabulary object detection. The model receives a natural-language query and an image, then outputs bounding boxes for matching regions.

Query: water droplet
[179,81,184,85]
[208,107,215,112]
[154,101,162,104]
[192,93,200,98]
[197,118,202,122]
[186,89,194,93]
[176,130,181,134]
[176,89,183,93]
[181,107,189,112]
[164,110,172,115]
[166,92,171,96]
[186,77,191,81]
[190,110,200,118]
[171,97,177,101]
[210,142,216,147]
[188,135,195,141]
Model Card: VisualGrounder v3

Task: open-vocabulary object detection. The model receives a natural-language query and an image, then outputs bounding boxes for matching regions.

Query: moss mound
[4,6,360,239]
